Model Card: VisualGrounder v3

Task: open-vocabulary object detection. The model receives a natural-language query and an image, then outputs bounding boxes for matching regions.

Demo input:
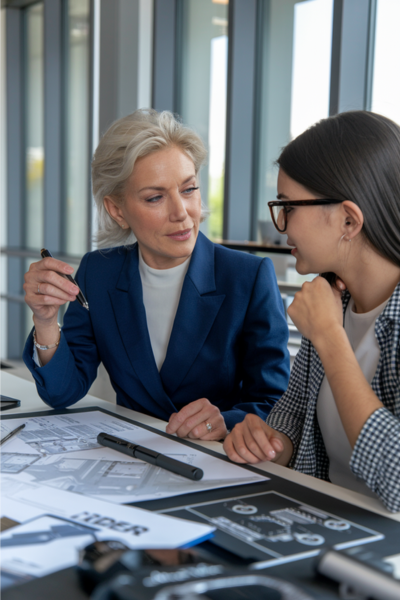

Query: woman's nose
[169,193,188,221]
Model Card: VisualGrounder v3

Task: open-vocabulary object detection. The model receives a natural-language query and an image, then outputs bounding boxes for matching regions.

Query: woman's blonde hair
[92,108,208,248]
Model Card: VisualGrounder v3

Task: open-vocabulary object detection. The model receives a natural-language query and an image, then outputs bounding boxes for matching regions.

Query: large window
[64,0,91,256]
[177,0,229,240]
[25,2,44,250]
[256,0,333,286]
[371,0,400,124]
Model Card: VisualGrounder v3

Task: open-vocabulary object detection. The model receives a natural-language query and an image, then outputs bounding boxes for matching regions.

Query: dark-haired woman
[224,110,400,512]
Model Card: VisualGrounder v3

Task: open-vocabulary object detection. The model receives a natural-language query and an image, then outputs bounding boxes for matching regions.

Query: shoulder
[212,240,273,274]
[77,244,137,288]
[80,244,136,271]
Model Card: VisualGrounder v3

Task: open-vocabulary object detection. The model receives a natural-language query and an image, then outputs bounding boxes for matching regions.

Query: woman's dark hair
[277,110,400,270]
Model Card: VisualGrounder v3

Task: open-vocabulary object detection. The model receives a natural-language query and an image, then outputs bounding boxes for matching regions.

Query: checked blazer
[267,283,400,513]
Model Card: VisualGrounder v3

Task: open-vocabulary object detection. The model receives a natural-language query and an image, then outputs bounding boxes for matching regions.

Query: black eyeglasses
[267,199,344,233]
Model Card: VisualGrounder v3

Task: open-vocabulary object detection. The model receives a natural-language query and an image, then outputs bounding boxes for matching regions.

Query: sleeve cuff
[350,406,400,512]
[266,408,303,451]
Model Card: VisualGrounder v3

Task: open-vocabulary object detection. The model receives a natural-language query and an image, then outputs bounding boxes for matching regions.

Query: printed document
[0,410,268,504]
[0,476,214,588]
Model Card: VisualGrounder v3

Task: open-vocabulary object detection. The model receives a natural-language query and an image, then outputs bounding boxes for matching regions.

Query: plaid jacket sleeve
[266,336,313,453]
[351,406,400,513]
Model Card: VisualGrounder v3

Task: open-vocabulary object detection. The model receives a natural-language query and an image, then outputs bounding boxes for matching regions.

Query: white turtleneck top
[138,250,191,371]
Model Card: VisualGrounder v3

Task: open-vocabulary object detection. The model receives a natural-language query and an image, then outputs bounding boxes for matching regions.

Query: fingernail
[267,449,276,459]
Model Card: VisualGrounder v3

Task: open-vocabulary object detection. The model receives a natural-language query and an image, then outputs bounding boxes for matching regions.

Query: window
[64,0,91,256]
[177,0,229,240]
[25,2,44,250]
[371,0,400,124]
[255,0,333,287]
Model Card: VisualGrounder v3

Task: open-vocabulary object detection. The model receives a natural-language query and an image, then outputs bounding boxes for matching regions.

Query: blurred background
[1,0,399,395]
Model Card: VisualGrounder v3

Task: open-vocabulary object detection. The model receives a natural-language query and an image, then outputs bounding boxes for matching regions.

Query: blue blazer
[23,233,290,430]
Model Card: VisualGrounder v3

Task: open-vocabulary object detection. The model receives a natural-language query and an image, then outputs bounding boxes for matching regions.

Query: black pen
[41,248,89,310]
[97,432,204,481]
[0,424,26,446]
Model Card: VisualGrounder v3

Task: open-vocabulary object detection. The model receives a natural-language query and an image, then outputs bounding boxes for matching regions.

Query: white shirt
[317,296,389,497]
[138,250,190,371]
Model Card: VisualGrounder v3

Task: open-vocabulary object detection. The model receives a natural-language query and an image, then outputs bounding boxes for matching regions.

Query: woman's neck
[336,248,400,313]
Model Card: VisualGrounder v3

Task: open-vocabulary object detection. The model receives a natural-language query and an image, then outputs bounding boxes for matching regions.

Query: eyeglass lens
[271,205,286,232]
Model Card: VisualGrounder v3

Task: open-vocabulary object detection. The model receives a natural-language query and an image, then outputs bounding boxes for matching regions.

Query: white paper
[1,411,268,503]
[0,476,214,587]
[384,553,400,579]
[0,476,214,547]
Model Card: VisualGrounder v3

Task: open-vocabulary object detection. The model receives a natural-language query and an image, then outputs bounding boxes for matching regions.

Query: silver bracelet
[33,324,62,350]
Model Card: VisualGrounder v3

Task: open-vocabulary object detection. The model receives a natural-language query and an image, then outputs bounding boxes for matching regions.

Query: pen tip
[84,303,89,310]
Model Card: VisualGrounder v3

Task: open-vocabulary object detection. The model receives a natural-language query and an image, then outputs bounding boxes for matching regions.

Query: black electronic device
[77,540,313,600]
[0,395,21,411]
[316,545,400,600]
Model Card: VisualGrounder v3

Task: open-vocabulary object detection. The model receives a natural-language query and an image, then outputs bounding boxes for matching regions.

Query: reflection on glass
[65,0,90,256]
[178,0,229,240]
[371,0,400,124]
[257,0,333,233]
[25,3,44,249]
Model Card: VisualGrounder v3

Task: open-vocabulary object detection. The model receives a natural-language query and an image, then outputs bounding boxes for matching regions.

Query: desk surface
[2,370,400,600]
[2,370,398,522]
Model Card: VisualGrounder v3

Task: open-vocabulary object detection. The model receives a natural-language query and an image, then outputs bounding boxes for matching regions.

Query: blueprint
[164,491,384,565]
[0,411,267,503]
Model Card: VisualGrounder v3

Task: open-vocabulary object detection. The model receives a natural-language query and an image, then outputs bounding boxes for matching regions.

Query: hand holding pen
[40,249,89,310]
[23,249,89,365]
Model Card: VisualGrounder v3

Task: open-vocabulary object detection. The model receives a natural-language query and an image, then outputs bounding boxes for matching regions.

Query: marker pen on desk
[0,424,25,446]
[40,248,89,310]
[97,432,204,481]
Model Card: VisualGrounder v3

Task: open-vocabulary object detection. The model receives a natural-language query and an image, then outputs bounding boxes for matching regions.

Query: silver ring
[37,284,41,294]
[206,422,212,433]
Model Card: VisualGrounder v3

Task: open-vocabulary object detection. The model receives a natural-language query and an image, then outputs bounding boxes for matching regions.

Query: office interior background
[1,0,399,388]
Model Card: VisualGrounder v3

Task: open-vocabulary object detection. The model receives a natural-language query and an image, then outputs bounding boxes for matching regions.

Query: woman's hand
[223,414,293,465]
[23,257,80,366]
[24,256,79,325]
[166,398,228,441]
[288,276,343,345]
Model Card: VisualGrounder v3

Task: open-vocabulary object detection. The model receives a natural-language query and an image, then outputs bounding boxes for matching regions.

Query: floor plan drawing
[165,491,384,564]
[0,411,267,504]
[2,454,254,503]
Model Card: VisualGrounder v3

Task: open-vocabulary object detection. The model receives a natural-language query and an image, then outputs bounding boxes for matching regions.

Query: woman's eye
[284,206,294,214]
[183,186,199,195]
[146,195,162,203]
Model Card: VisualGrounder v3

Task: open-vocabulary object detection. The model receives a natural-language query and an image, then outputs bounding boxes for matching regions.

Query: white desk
[2,370,399,522]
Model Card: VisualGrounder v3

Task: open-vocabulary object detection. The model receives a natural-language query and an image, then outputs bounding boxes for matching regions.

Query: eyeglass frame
[267,199,344,233]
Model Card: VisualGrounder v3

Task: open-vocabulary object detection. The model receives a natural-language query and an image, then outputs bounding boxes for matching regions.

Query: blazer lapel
[160,233,225,395]
[108,246,176,419]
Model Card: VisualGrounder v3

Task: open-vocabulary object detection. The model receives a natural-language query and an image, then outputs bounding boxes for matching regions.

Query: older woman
[23,109,289,441]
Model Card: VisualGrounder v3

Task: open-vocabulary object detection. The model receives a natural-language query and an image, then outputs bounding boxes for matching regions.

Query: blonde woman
[23,109,290,441]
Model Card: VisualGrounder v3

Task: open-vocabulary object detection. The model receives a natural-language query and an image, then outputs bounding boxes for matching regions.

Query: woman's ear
[103,196,129,229]
[342,201,363,241]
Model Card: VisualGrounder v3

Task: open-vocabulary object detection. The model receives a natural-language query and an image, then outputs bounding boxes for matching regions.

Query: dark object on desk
[77,540,218,594]
[77,540,313,600]
[91,567,313,600]
[97,432,204,481]
[316,545,400,600]
[40,248,89,310]
[0,424,25,446]
[0,396,21,411]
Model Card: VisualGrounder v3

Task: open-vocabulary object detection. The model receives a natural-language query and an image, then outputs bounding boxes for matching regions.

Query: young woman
[224,110,400,512]
[22,109,289,441]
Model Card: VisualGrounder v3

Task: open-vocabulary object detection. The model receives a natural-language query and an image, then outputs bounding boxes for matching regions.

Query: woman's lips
[291,247,298,255]
[167,229,192,241]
